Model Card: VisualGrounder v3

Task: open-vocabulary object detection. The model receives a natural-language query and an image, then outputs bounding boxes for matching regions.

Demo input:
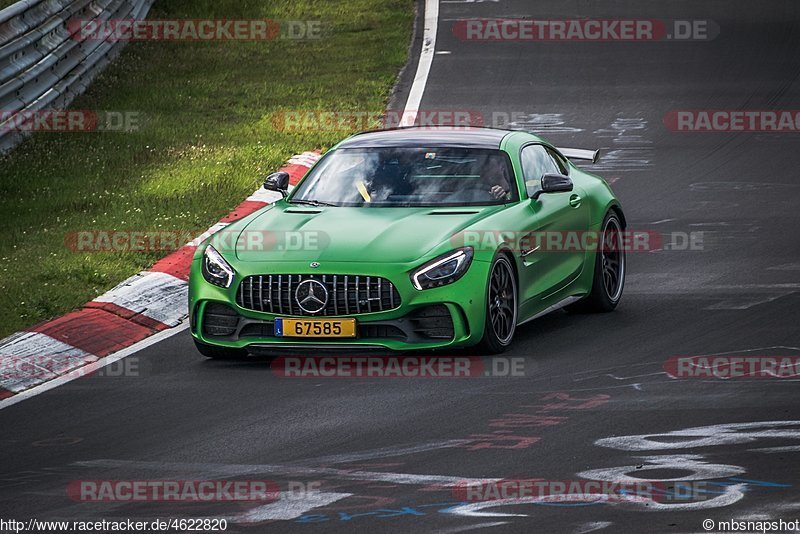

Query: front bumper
[188,258,491,352]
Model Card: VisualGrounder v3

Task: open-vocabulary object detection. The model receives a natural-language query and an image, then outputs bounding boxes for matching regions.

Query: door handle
[569,194,582,208]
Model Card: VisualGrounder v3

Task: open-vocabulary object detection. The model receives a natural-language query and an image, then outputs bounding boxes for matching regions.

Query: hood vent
[284,209,322,214]
[427,210,480,215]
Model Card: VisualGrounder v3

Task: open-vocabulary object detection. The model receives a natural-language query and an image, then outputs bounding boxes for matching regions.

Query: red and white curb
[0,151,320,407]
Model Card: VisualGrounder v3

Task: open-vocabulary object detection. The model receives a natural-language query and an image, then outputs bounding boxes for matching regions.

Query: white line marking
[0,324,189,411]
[399,0,439,127]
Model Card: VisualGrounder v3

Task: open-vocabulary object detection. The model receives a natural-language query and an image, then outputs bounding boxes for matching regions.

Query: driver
[367,157,411,202]
[484,158,512,200]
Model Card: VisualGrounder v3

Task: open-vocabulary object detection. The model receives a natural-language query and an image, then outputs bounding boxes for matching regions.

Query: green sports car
[188,127,626,357]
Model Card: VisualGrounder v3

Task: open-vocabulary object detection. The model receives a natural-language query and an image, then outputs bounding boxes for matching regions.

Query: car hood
[233,203,504,264]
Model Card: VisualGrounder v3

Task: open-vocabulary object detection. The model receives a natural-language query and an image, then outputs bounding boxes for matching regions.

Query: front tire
[569,210,626,313]
[194,339,249,359]
[478,254,518,354]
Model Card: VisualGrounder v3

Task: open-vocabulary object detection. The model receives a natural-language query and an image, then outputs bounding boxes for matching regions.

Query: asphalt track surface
[2,1,800,532]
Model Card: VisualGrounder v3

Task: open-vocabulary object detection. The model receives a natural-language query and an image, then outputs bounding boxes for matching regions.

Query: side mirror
[531,173,573,200]
[264,171,290,197]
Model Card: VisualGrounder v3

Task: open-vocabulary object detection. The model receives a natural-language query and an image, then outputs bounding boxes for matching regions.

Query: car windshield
[289,147,518,207]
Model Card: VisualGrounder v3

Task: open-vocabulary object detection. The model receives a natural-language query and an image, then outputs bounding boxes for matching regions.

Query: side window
[546,147,569,175]
[521,144,560,198]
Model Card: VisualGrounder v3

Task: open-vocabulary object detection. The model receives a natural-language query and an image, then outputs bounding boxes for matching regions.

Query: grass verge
[0,0,413,337]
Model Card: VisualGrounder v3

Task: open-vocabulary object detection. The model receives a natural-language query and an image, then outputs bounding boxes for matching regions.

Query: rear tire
[567,211,626,313]
[478,254,518,354]
[194,339,249,359]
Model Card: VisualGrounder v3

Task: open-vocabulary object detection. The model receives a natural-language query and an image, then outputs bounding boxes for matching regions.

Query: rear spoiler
[557,147,600,164]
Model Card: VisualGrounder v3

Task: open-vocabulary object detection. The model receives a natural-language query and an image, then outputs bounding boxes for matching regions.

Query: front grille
[236,274,401,316]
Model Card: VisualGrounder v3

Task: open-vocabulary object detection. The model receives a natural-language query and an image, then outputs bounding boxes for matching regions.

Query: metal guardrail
[0,0,154,153]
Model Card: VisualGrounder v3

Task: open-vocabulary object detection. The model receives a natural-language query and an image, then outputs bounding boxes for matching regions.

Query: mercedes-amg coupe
[189,127,626,357]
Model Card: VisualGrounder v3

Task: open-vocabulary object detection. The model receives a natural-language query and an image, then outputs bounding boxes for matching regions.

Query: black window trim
[519,142,570,199]
[519,142,570,180]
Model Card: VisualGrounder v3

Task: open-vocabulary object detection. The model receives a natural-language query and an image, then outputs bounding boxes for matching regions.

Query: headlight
[411,247,474,290]
[202,245,235,288]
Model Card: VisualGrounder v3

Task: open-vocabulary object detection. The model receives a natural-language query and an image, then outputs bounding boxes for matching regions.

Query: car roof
[336,127,514,149]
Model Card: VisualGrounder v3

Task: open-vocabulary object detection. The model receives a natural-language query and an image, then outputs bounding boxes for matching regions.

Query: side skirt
[517,295,584,326]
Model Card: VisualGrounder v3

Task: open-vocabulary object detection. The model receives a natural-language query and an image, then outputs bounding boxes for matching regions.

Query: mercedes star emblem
[295,279,328,314]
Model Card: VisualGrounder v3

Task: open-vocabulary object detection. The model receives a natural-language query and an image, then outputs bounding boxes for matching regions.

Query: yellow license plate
[275,318,356,338]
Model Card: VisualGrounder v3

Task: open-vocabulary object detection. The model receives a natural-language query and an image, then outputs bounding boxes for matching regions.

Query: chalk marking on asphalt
[693,346,800,356]
[510,113,584,134]
[443,485,746,516]
[768,263,800,271]
[625,282,800,294]
[400,0,439,127]
[595,421,800,452]
[230,491,352,522]
[572,371,666,383]
[705,294,792,310]
[749,445,800,453]
[286,439,472,466]
[577,454,745,482]
[25,489,351,523]
[437,521,510,533]
[74,459,501,487]
[574,522,614,534]
[0,324,189,411]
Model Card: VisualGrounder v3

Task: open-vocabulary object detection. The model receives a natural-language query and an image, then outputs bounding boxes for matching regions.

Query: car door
[516,143,591,306]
